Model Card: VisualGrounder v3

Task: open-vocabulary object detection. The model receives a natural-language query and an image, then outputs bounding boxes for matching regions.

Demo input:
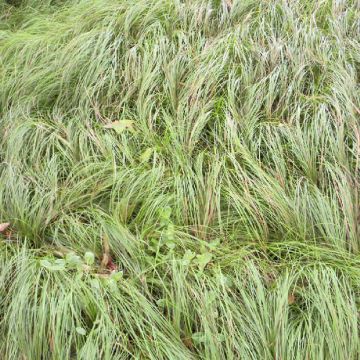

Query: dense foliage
[0,0,359,358]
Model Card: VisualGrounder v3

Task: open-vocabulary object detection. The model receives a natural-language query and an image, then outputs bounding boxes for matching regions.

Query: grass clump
[0,0,359,358]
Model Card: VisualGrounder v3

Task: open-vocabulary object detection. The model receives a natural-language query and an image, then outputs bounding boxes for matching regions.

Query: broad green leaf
[207,238,220,251]
[40,259,52,268]
[110,271,123,281]
[75,327,86,336]
[191,332,206,344]
[84,251,95,265]
[156,298,167,307]
[216,273,233,287]
[90,278,100,290]
[159,206,172,221]
[195,253,213,271]
[65,253,82,268]
[104,120,134,134]
[163,223,175,242]
[107,278,119,293]
[182,249,196,266]
[40,259,65,271]
[165,241,176,250]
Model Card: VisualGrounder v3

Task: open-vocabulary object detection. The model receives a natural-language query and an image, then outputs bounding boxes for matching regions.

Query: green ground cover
[0,0,359,358]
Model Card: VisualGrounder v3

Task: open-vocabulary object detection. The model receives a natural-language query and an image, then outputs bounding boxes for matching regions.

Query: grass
[0,0,359,358]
